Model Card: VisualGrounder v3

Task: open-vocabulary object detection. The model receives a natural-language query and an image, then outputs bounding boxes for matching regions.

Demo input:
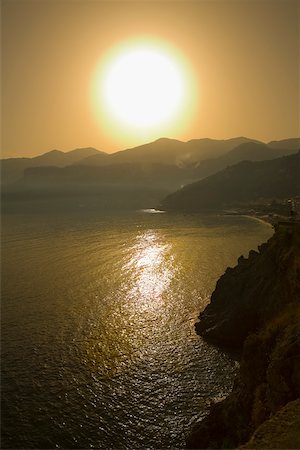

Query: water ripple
[1,211,273,448]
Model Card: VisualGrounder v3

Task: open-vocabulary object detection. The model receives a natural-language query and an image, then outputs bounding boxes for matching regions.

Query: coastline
[187,223,300,448]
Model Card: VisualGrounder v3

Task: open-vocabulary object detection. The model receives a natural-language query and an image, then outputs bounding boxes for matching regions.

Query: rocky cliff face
[187,223,300,449]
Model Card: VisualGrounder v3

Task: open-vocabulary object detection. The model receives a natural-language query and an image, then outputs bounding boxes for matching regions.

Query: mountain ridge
[161,151,300,212]
[2,137,299,162]
[0,147,104,184]
[1,138,299,193]
[192,141,293,178]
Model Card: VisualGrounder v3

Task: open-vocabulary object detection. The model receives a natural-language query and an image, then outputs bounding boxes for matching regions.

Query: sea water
[1,210,273,448]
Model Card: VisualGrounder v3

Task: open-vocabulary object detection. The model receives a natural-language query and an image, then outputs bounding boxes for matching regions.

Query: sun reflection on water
[81,230,177,376]
[125,231,174,309]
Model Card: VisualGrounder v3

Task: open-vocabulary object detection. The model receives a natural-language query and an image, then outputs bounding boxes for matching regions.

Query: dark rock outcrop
[187,223,300,449]
[240,398,300,449]
[195,223,300,348]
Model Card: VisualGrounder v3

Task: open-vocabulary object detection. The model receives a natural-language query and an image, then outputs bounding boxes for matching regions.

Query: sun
[101,45,185,129]
[91,39,196,141]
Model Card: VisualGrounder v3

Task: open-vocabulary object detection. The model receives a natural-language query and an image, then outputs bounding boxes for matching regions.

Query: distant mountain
[0,158,32,186]
[32,147,104,166]
[13,162,191,191]
[193,142,294,179]
[1,147,103,184]
[10,140,283,197]
[111,137,261,165]
[76,137,262,168]
[2,162,193,211]
[76,138,186,167]
[218,142,278,163]
[268,138,300,151]
[74,137,299,171]
[2,137,262,184]
[70,152,112,167]
[112,138,187,165]
[2,137,299,192]
[185,136,262,163]
[160,151,300,212]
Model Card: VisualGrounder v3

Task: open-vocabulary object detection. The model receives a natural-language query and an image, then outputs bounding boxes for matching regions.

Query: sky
[1,0,299,158]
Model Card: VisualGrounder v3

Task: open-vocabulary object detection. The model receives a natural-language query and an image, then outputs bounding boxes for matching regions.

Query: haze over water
[2,210,273,448]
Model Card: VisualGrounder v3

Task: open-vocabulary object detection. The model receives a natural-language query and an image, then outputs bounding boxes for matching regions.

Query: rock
[240,399,300,449]
[195,225,300,348]
[188,224,300,449]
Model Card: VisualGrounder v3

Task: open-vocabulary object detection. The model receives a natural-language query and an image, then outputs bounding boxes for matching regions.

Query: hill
[75,136,261,168]
[111,137,299,170]
[0,147,104,184]
[2,137,298,186]
[17,162,190,189]
[0,137,261,188]
[2,138,299,211]
[268,137,300,151]
[185,136,262,163]
[193,142,294,178]
[161,151,300,212]
[1,162,195,211]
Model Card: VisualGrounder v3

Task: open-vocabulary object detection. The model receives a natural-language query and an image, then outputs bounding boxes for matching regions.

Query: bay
[1,210,273,449]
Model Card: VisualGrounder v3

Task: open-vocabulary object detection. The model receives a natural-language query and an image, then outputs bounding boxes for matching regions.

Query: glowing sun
[92,40,195,139]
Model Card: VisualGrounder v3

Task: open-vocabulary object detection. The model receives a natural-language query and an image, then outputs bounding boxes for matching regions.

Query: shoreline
[222,210,294,227]
[187,224,300,449]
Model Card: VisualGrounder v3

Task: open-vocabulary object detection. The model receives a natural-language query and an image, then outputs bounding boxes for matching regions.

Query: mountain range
[1,137,299,211]
[193,141,297,179]
[161,151,300,212]
[0,147,102,185]
[2,137,299,185]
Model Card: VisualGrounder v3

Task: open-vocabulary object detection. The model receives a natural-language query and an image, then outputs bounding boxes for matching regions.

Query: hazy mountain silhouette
[2,138,299,211]
[184,136,262,162]
[75,137,261,168]
[268,138,300,151]
[160,151,300,212]
[193,142,296,178]
[33,147,104,165]
[85,138,186,166]
[2,162,190,211]
[2,138,299,186]
[1,147,103,184]
[110,137,262,165]
[1,137,261,185]
[19,162,189,189]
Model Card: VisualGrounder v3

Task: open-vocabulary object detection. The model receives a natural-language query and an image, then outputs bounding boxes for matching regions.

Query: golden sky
[1,0,299,158]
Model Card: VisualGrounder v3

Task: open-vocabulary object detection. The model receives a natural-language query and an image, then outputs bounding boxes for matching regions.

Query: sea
[1,209,273,449]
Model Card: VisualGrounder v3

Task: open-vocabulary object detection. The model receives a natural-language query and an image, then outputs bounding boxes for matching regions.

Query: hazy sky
[1,0,299,157]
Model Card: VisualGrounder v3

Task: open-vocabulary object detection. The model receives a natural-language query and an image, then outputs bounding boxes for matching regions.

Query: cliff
[187,222,300,449]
